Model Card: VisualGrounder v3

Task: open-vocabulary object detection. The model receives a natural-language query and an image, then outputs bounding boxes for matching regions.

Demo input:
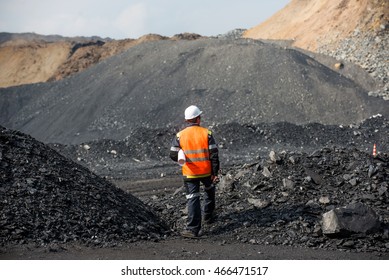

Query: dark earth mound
[0,126,168,247]
[0,38,387,144]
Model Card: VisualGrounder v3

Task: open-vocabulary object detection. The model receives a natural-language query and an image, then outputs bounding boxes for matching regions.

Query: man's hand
[211,175,219,184]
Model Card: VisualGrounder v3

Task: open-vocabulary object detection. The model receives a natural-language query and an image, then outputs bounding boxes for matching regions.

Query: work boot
[180,229,199,239]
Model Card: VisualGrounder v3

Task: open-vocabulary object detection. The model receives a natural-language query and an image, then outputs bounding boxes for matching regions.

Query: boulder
[322,202,380,237]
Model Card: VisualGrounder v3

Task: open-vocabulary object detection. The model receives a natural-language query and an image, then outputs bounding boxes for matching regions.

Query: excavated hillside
[244,0,388,51]
[243,0,389,99]
[0,33,201,88]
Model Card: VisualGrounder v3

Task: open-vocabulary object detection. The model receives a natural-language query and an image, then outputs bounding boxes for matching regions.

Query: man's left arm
[208,131,220,178]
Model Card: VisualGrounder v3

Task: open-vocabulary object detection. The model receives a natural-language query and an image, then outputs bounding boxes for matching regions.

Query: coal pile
[0,126,169,246]
[129,116,388,254]
[0,38,387,144]
[48,126,175,180]
[145,145,388,253]
[49,115,389,181]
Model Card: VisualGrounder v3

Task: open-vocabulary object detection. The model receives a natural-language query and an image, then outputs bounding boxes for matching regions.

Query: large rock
[322,202,381,237]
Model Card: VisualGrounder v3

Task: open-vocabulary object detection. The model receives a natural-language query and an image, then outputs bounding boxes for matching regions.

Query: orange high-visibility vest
[178,126,211,178]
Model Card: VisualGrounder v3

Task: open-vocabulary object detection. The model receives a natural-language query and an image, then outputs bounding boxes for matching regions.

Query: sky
[0,0,289,39]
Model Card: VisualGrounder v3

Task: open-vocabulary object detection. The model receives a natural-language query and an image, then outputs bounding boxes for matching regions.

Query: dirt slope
[0,41,71,87]
[0,33,201,88]
[243,0,388,51]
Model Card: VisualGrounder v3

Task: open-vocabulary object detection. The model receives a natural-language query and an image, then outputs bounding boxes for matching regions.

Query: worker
[170,105,220,238]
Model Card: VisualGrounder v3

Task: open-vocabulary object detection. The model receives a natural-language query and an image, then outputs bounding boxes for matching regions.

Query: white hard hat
[184,105,202,120]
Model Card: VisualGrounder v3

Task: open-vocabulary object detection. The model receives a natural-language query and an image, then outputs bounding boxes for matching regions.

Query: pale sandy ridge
[243,0,388,51]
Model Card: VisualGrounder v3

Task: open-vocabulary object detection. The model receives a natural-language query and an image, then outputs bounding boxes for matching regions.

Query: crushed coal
[50,115,389,180]
[0,126,169,247]
[144,145,388,253]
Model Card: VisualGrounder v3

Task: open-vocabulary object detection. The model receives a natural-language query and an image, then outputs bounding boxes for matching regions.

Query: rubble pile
[146,146,388,253]
[319,28,389,100]
[0,126,169,246]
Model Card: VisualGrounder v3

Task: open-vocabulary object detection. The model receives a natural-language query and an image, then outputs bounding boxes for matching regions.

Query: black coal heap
[0,126,168,246]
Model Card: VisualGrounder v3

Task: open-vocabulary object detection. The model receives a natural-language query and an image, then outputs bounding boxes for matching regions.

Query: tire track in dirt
[114,177,182,198]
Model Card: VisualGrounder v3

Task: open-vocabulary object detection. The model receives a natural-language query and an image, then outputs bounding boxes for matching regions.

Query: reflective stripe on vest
[179,126,211,177]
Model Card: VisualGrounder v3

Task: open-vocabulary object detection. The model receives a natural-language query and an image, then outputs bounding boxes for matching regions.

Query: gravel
[318,27,389,100]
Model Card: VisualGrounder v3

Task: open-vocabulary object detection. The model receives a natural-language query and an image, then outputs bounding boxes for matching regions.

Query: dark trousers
[184,176,215,234]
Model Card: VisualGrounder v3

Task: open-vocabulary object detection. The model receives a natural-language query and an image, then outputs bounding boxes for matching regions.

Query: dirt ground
[2,237,387,260]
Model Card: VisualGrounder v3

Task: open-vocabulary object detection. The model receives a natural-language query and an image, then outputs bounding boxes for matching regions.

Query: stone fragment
[368,165,377,178]
[305,169,322,184]
[334,62,344,70]
[282,178,295,189]
[247,198,270,209]
[83,144,91,150]
[349,178,358,186]
[288,156,297,164]
[378,186,387,196]
[269,151,281,164]
[342,240,355,248]
[262,167,272,177]
[218,172,235,192]
[319,196,330,204]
